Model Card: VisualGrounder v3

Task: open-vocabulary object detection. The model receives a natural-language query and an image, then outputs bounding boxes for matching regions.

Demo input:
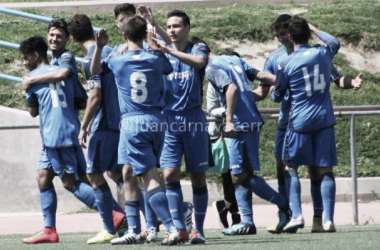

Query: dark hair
[190,36,211,53]
[19,36,48,61]
[219,48,240,57]
[270,14,292,31]
[48,18,69,37]
[288,16,311,44]
[67,14,94,42]
[114,3,136,18]
[167,10,190,27]
[123,16,147,43]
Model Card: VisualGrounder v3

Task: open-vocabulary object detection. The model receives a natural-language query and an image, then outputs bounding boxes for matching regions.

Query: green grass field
[2,226,380,250]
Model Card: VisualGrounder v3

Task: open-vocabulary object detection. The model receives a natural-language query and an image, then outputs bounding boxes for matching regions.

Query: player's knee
[190,172,206,187]
[163,168,180,183]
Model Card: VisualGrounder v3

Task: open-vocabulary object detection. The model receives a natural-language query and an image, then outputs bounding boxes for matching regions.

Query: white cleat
[110,232,144,245]
[283,216,305,233]
[323,221,336,233]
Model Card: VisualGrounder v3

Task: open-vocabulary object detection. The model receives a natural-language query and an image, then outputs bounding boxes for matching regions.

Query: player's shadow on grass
[205,236,285,245]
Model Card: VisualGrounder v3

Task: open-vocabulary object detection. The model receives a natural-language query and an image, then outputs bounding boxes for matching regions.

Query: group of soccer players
[18,2,362,246]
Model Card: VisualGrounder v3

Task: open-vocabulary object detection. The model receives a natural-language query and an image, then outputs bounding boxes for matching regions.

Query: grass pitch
[2,226,380,250]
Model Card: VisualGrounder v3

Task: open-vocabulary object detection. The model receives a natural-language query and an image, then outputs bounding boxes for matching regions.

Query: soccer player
[152,10,210,244]
[19,36,96,244]
[205,50,291,236]
[67,14,128,244]
[20,18,126,238]
[271,16,343,233]
[256,15,362,233]
[91,16,180,245]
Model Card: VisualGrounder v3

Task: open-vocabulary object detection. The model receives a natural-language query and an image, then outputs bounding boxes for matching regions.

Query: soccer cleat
[161,227,180,246]
[222,223,257,236]
[140,227,158,243]
[113,210,127,236]
[184,202,194,233]
[190,230,205,244]
[177,229,189,243]
[212,200,229,228]
[311,217,324,233]
[110,232,144,245]
[283,216,305,233]
[267,208,293,234]
[87,229,117,244]
[23,227,59,244]
[323,221,336,233]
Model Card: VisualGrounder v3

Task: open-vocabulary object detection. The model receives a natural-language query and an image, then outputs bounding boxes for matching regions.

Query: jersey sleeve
[193,43,210,61]
[26,91,38,108]
[271,62,289,103]
[330,63,342,82]
[58,51,77,76]
[206,65,233,93]
[317,30,340,58]
[153,50,173,75]
[259,56,275,86]
[240,58,259,82]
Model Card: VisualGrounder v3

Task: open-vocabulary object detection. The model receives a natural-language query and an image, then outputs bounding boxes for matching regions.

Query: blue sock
[250,175,287,210]
[147,187,174,231]
[234,176,253,225]
[310,179,323,218]
[192,185,208,237]
[321,173,336,223]
[285,169,302,219]
[71,180,97,209]
[144,190,157,229]
[125,200,141,234]
[166,181,185,230]
[39,184,57,228]
[94,183,115,234]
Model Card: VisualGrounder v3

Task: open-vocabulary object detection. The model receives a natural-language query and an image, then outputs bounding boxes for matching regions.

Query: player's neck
[173,39,189,52]
[81,40,96,53]
[51,48,66,59]
[128,41,143,50]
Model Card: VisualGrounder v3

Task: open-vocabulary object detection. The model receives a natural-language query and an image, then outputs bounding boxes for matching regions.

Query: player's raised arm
[308,23,340,56]
[22,68,69,90]
[90,29,108,75]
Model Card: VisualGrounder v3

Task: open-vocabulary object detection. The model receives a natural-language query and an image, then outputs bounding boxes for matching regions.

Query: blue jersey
[26,65,80,148]
[50,49,88,108]
[106,49,172,115]
[272,31,340,133]
[206,55,263,131]
[163,42,209,113]
[82,45,120,131]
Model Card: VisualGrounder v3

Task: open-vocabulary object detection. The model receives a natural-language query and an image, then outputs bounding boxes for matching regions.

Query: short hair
[288,16,311,44]
[167,10,190,27]
[19,36,48,61]
[48,18,69,37]
[114,3,136,18]
[67,14,94,42]
[123,16,147,43]
[190,36,211,53]
[270,14,292,31]
[218,48,240,57]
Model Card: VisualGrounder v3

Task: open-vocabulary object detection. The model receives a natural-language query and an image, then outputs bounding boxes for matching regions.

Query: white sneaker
[183,202,193,234]
[110,232,144,245]
[323,221,336,232]
[161,227,179,246]
[283,216,305,232]
[144,227,158,243]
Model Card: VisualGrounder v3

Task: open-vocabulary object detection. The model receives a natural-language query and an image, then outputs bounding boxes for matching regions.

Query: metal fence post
[350,114,358,225]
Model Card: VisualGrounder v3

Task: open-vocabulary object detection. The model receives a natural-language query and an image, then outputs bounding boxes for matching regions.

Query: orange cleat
[23,227,59,244]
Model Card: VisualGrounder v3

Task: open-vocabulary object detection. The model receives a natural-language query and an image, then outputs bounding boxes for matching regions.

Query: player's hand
[78,127,89,149]
[21,76,32,90]
[147,28,159,50]
[95,29,108,48]
[138,5,155,26]
[152,37,170,53]
[224,121,237,138]
[352,72,363,90]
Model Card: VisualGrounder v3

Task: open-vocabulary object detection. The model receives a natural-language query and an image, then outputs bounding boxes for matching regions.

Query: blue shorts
[76,147,87,177]
[38,147,81,178]
[283,127,337,167]
[229,130,260,175]
[86,130,121,174]
[119,114,164,176]
[275,129,286,159]
[161,110,209,173]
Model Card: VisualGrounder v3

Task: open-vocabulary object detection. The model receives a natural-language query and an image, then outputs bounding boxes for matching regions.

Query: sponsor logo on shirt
[167,70,193,81]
